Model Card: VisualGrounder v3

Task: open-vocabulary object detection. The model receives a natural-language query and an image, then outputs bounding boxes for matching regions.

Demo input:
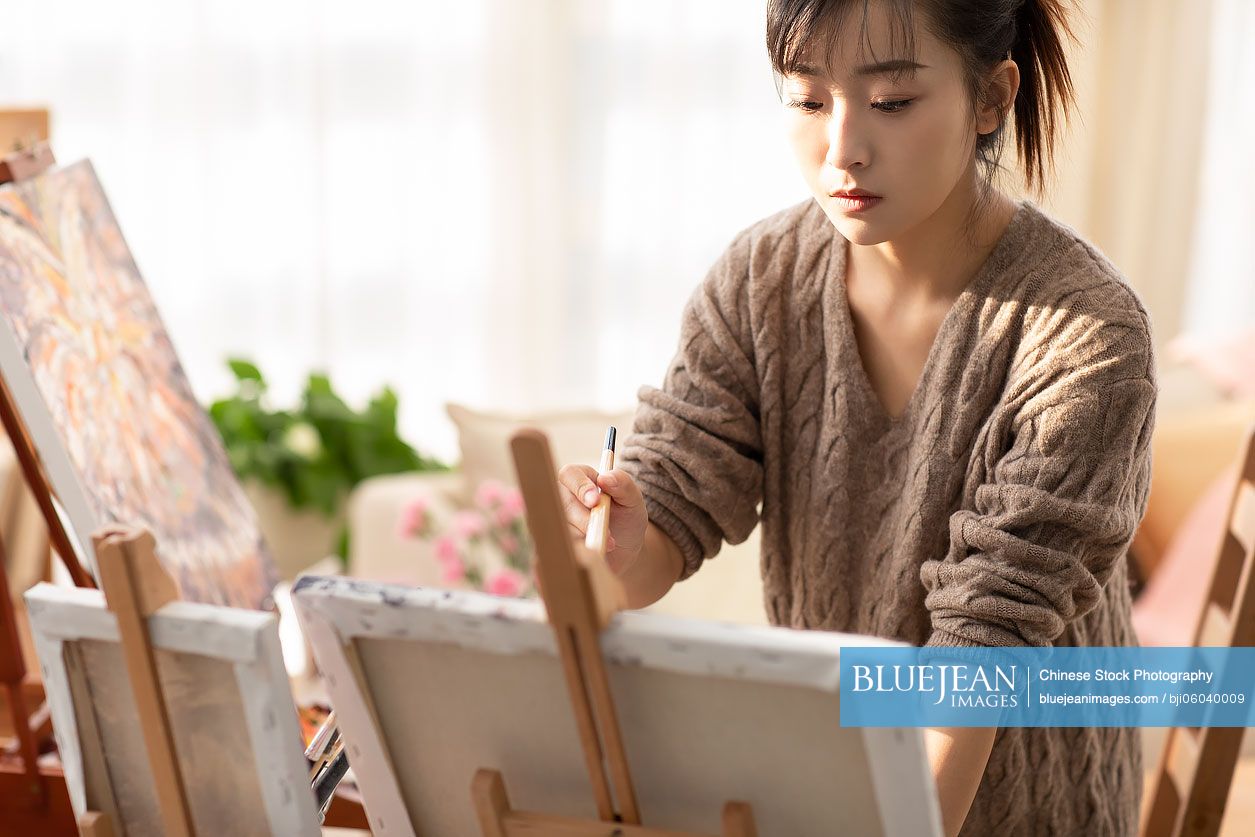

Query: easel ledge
[473,769,757,837]
[500,429,758,837]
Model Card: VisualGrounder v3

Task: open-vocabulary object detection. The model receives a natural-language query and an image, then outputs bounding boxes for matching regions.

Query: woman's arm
[925,726,996,837]
[615,520,684,609]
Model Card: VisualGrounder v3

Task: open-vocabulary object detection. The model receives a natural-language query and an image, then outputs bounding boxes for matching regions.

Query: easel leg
[722,801,757,837]
[77,811,114,837]
[94,529,192,837]
[471,769,510,837]
[0,532,43,809]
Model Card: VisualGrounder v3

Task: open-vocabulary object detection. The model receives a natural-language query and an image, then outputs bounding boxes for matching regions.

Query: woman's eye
[786,99,824,114]
[786,98,913,115]
[872,99,914,114]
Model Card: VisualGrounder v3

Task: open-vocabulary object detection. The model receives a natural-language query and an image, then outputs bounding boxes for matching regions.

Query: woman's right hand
[557,464,649,577]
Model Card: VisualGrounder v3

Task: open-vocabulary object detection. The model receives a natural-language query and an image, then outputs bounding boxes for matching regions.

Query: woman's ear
[977,59,1020,135]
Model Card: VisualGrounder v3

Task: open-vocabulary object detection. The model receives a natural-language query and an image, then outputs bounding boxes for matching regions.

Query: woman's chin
[815,202,893,245]
[826,214,891,245]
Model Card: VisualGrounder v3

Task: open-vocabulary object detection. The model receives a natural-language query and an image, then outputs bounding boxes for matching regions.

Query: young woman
[559,1,1153,834]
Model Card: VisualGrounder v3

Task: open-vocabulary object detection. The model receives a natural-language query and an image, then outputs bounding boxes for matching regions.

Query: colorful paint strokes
[0,160,276,609]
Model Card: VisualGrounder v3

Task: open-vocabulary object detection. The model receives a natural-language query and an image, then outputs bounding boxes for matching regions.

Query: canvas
[23,581,320,836]
[293,575,943,836]
[0,160,275,608]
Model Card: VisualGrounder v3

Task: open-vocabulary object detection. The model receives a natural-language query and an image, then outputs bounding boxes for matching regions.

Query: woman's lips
[832,194,883,213]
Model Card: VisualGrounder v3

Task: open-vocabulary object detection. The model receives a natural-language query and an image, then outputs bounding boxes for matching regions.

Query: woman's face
[781,4,983,246]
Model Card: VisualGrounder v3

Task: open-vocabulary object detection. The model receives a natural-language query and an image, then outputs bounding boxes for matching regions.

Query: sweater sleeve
[920,318,1157,648]
[618,231,764,581]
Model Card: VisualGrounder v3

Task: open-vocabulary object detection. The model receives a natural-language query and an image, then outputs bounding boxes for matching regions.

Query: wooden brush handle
[585,493,611,554]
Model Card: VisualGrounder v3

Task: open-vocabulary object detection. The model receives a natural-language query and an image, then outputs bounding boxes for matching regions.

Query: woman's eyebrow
[790,58,928,79]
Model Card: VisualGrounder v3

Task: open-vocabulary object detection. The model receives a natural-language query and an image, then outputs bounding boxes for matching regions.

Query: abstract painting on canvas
[0,160,276,608]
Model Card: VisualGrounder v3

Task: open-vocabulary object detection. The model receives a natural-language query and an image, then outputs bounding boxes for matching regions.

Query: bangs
[767,0,920,82]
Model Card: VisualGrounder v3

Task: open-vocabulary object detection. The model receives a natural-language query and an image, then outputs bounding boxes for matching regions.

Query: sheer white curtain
[1182,0,1255,339]
[0,0,803,459]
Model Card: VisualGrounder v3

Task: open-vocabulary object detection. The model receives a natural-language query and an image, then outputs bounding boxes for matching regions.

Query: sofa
[347,402,768,625]
[348,359,1255,635]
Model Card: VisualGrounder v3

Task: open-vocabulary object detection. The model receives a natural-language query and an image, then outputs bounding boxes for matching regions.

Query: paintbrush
[584,426,616,555]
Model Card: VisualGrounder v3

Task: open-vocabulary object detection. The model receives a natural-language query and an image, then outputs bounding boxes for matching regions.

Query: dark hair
[766,0,1078,197]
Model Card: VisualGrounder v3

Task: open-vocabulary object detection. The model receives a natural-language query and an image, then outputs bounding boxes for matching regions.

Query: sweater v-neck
[828,201,1032,430]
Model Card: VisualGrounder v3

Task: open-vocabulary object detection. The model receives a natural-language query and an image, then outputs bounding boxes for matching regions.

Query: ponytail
[1009,0,1079,193]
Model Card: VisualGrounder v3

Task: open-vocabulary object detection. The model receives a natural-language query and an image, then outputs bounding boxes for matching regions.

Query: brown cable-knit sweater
[620,197,1155,836]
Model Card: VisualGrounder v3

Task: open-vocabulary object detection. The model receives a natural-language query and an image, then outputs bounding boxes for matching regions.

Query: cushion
[1135,399,1255,577]
[445,402,637,497]
[1168,330,1255,398]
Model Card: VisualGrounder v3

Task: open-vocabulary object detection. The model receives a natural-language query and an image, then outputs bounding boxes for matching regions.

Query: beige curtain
[1002,0,1214,348]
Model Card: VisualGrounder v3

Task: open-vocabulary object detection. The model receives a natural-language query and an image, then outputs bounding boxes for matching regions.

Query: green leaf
[334,526,350,568]
[366,388,400,428]
[228,358,266,387]
[290,458,346,516]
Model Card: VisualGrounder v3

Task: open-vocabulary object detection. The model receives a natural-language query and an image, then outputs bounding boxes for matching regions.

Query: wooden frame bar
[92,527,193,836]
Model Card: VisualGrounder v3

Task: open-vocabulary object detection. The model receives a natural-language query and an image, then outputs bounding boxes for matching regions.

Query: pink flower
[500,488,525,518]
[452,510,486,539]
[395,495,429,539]
[485,567,525,598]
[441,555,466,584]
[474,479,507,508]
[433,534,461,565]
[498,534,519,555]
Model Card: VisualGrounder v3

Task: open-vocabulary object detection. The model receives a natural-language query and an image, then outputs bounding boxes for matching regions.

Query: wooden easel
[0,146,369,832]
[479,429,757,837]
[1141,422,1255,837]
[0,141,92,837]
[76,526,194,837]
[0,109,50,159]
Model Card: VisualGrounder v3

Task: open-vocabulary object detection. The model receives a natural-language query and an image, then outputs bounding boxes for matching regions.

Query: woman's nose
[824,104,869,170]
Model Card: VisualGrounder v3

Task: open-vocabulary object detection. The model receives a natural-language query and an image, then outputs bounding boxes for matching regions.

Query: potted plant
[208,358,448,578]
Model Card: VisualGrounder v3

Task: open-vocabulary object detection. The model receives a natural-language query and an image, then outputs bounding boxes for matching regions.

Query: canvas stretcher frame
[24,579,321,835]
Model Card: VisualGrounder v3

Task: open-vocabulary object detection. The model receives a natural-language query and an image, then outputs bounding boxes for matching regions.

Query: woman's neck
[849,174,1019,302]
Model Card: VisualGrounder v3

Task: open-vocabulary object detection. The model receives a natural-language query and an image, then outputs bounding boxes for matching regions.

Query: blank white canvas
[293,575,942,837]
